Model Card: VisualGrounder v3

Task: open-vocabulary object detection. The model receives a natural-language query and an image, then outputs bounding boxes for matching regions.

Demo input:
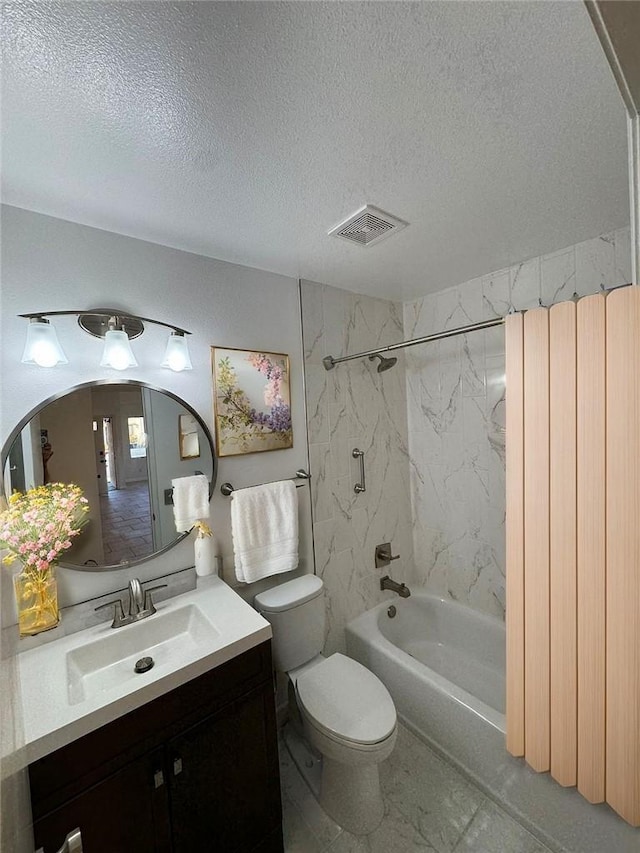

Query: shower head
[368,353,397,373]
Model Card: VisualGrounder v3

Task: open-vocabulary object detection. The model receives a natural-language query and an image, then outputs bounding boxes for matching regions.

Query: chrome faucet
[128,577,144,616]
[95,578,168,628]
[380,575,411,598]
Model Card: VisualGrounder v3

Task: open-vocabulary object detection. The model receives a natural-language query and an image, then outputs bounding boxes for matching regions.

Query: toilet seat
[295,653,396,747]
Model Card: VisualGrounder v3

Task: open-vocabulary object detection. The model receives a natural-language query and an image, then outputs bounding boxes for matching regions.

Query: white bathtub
[346,591,639,853]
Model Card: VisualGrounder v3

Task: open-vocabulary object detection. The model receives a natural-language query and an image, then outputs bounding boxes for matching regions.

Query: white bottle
[194,527,216,577]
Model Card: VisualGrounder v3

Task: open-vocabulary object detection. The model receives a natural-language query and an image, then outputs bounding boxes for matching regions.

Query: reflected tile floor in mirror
[280,723,554,853]
[100,482,153,563]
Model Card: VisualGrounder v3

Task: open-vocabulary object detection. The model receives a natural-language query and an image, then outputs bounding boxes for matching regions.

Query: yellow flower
[193,520,212,537]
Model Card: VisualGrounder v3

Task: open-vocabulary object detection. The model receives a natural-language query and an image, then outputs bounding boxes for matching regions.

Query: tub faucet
[380,575,411,598]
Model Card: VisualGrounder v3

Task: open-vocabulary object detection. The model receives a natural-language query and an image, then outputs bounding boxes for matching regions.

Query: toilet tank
[254,575,325,672]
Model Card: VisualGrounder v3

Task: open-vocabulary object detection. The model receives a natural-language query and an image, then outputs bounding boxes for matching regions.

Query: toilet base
[284,724,385,836]
[284,723,322,799]
[320,756,384,835]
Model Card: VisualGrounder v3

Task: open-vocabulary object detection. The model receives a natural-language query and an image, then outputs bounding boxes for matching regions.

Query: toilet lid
[296,653,396,745]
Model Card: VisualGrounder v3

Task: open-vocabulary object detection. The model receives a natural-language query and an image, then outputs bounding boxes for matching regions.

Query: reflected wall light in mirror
[19,309,192,372]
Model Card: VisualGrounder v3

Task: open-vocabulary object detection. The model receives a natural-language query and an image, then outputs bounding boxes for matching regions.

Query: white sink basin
[17,575,272,764]
[66,604,218,705]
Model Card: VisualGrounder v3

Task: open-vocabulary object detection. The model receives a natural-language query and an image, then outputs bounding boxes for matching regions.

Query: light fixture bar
[18,309,192,336]
[18,308,194,371]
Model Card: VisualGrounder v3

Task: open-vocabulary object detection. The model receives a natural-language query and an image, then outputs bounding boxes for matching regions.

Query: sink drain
[134,656,154,674]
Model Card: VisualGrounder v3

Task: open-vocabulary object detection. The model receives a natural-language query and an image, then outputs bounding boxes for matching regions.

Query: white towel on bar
[172,474,210,532]
[231,480,299,583]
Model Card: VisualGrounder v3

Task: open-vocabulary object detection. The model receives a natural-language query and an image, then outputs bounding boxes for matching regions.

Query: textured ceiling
[1,1,630,301]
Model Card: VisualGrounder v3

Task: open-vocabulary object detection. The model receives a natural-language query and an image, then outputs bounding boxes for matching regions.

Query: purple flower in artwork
[249,402,291,433]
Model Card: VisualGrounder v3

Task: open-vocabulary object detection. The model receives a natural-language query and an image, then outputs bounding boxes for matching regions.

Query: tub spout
[380,575,411,598]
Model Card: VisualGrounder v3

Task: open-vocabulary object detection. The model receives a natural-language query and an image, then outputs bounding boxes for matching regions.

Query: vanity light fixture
[21,318,68,367]
[161,331,193,372]
[99,320,138,371]
[18,310,192,372]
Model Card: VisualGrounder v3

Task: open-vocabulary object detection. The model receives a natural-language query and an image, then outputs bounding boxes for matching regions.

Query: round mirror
[1,381,216,570]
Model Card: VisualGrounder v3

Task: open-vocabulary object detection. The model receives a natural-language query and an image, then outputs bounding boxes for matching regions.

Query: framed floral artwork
[211,347,293,456]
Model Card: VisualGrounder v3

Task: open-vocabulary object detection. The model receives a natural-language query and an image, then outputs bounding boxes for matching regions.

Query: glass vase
[13,566,60,637]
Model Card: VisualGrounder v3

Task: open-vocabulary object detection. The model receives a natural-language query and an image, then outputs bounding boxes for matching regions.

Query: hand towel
[231,480,298,583]
[172,474,210,532]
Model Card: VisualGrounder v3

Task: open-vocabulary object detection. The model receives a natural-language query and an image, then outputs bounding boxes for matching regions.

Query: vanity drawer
[30,640,273,818]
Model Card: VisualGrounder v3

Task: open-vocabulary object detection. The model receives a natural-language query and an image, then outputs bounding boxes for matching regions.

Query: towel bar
[220,469,310,497]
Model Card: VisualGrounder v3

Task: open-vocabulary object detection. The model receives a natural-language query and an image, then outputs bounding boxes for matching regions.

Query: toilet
[254,574,397,835]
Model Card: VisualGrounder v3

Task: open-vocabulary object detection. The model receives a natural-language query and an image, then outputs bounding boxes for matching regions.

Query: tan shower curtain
[505,285,640,827]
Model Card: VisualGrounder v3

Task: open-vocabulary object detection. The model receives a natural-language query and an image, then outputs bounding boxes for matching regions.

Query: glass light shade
[21,319,68,367]
[161,332,193,372]
[100,329,138,370]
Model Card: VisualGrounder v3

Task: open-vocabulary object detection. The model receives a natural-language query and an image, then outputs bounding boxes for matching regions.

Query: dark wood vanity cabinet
[30,641,283,853]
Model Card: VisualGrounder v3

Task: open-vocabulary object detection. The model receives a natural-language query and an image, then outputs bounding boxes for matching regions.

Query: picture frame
[211,347,293,457]
[178,413,201,460]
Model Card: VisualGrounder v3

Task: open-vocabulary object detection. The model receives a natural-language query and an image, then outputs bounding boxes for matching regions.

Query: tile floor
[99,482,153,563]
[280,724,554,853]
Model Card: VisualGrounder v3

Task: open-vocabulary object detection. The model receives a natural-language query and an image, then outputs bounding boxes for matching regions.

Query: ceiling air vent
[328,205,408,247]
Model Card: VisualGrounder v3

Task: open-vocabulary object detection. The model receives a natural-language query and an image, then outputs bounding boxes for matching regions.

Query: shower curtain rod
[321,282,636,370]
[322,316,504,370]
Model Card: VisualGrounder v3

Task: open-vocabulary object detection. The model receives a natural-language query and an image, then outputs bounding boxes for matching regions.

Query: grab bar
[353,448,366,493]
[220,469,310,496]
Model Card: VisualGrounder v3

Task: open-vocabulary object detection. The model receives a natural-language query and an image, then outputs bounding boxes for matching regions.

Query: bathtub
[346,591,638,853]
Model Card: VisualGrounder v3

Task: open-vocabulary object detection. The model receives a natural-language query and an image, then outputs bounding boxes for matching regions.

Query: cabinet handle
[154,769,165,788]
[39,828,83,853]
[173,757,183,776]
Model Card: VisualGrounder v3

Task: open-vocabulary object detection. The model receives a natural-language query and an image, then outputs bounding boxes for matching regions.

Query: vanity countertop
[15,576,271,764]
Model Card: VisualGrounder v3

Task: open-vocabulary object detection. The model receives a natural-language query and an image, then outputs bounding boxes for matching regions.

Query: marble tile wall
[403,226,632,620]
[300,280,414,655]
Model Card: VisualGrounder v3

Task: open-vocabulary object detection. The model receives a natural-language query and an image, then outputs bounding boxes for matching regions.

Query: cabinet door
[168,683,282,853]
[33,750,171,853]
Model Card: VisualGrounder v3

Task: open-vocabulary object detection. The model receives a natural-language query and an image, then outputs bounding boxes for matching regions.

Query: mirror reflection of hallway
[2,382,215,568]
[99,481,153,565]
[94,390,154,564]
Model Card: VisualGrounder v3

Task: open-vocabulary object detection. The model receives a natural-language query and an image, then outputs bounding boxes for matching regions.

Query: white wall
[0,204,316,851]
[403,226,632,619]
[0,204,314,611]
